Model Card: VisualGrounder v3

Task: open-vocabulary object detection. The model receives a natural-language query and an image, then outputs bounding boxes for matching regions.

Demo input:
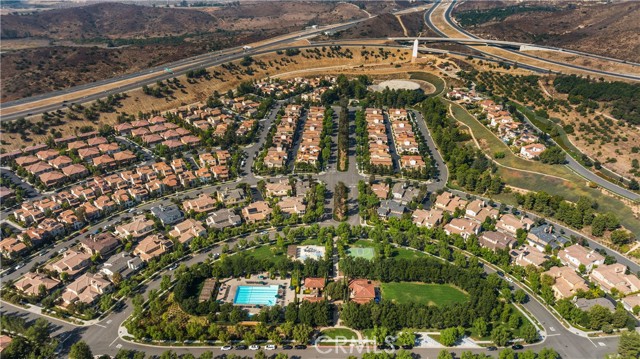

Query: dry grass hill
[453,0,640,63]
[2,1,415,102]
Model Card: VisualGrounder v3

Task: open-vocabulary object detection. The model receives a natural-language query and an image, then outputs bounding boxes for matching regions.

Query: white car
[221,346,232,351]
[265,345,276,350]
[249,345,260,350]
[506,277,513,283]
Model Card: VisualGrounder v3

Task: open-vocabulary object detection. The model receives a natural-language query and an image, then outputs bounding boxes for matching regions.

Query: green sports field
[348,247,376,260]
[381,282,468,306]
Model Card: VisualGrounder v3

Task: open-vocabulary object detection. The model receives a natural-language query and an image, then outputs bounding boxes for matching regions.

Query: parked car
[486,346,497,351]
[294,345,307,350]
[249,345,260,350]
[282,345,293,350]
[511,344,524,350]
[265,345,276,350]
[401,345,413,350]
[58,247,68,254]
[235,345,247,350]
[220,346,232,351]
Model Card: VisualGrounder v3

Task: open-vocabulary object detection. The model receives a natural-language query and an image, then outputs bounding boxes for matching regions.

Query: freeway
[440,0,640,67]
[437,0,640,82]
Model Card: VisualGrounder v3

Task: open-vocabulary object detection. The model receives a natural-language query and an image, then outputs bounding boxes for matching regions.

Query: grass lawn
[409,72,446,96]
[381,282,468,306]
[321,328,358,340]
[246,246,286,262]
[300,238,322,245]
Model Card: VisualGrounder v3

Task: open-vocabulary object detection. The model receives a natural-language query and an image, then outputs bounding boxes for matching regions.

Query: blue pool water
[233,285,279,305]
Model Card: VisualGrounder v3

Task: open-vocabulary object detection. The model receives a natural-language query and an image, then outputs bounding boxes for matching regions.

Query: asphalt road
[438,0,640,81]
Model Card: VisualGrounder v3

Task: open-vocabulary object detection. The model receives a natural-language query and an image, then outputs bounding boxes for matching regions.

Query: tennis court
[348,247,375,260]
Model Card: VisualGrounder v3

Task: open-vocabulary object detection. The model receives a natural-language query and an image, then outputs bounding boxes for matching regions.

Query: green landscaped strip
[321,328,358,340]
[381,282,468,306]
[409,72,446,96]
[393,247,428,259]
[445,100,640,234]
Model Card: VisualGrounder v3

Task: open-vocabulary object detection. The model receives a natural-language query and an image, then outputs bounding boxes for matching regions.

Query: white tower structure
[411,39,419,63]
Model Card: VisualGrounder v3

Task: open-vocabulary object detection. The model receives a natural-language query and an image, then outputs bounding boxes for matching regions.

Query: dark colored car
[294,345,307,350]
[512,344,524,350]
[282,345,293,350]
[486,346,498,351]
[401,345,413,350]
[235,345,247,350]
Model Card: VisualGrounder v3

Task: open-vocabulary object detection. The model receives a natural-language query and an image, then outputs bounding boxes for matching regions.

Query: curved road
[424,1,640,202]
[438,0,640,81]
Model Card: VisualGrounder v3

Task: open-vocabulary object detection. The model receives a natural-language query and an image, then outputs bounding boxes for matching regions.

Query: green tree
[437,349,453,359]
[371,326,390,344]
[473,317,488,337]
[69,341,93,359]
[498,348,516,359]
[588,305,612,330]
[292,324,312,344]
[617,330,640,359]
[491,325,512,347]
[396,330,416,346]
[440,327,462,347]
[520,324,538,343]
[514,289,527,303]
[537,347,561,359]
[243,331,256,345]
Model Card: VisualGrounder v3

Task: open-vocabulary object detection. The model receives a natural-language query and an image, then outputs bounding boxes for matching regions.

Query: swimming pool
[233,285,279,306]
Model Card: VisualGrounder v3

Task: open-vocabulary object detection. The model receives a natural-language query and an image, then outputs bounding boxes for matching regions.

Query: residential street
[0,103,629,359]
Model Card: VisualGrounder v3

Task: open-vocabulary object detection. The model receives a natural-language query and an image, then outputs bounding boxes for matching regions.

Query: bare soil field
[453,1,640,63]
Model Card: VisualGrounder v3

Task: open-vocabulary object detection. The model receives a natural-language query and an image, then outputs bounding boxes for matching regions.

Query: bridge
[389,37,552,51]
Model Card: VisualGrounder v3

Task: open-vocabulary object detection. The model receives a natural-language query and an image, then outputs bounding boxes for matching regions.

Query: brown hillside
[453,1,640,63]
[1,3,219,39]
[329,13,408,39]
[0,1,374,102]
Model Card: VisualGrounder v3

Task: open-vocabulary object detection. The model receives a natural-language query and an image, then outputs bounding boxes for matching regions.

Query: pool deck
[217,273,295,314]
